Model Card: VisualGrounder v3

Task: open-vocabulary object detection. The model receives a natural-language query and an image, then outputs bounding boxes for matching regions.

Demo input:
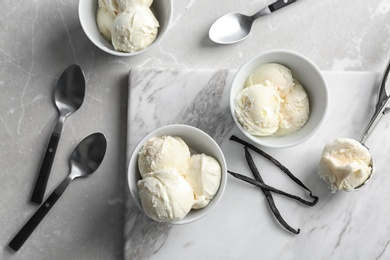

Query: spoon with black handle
[9,133,107,251]
[31,64,85,204]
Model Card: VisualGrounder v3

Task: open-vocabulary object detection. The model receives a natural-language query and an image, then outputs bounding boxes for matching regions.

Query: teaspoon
[209,0,296,44]
[31,64,85,204]
[9,133,107,251]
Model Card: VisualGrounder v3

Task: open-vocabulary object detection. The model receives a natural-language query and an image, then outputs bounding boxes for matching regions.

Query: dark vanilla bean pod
[228,170,318,206]
[244,147,300,234]
[230,135,318,201]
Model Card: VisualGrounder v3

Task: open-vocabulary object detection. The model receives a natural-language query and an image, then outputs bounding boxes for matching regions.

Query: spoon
[31,64,86,204]
[9,133,107,251]
[209,0,296,44]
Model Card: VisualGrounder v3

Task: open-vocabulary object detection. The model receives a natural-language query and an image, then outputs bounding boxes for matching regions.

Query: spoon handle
[269,0,296,12]
[9,178,70,251]
[31,130,61,204]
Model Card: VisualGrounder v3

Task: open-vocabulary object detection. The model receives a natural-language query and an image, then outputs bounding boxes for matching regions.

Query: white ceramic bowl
[127,124,227,224]
[230,49,329,148]
[78,0,172,57]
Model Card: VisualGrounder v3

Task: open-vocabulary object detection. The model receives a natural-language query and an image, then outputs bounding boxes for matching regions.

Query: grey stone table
[1,0,389,259]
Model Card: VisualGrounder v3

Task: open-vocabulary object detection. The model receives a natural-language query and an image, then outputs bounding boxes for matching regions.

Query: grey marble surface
[1,0,390,259]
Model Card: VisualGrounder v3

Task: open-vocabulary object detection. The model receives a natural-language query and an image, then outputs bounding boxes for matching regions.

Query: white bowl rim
[230,49,329,148]
[127,124,228,224]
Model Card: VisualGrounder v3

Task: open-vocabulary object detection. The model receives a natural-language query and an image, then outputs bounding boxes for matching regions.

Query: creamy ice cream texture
[245,63,294,98]
[97,0,119,41]
[137,136,222,222]
[137,135,190,178]
[235,81,282,136]
[276,79,310,136]
[235,63,310,137]
[96,0,159,53]
[138,168,194,222]
[187,154,222,209]
[318,138,372,192]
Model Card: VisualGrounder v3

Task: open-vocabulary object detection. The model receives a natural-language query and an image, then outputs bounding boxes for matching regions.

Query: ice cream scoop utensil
[360,58,390,144]
[31,65,85,204]
[209,0,296,44]
[9,133,107,251]
[353,58,390,190]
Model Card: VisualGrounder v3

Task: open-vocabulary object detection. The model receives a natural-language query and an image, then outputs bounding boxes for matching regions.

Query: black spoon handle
[269,0,296,12]
[9,178,70,251]
[31,131,60,204]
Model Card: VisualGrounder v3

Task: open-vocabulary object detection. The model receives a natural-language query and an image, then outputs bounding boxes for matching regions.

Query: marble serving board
[125,68,390,260]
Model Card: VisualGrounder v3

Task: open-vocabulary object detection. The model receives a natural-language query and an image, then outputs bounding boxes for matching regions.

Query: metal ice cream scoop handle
[360,58,390,144]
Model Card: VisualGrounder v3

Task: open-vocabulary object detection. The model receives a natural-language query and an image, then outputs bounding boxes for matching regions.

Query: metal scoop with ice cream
[319,59,390,192]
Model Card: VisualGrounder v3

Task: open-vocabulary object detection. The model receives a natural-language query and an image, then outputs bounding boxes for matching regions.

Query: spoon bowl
[209,13,254,44]
[55,65,85,116]
[209,0,296,44]
[69,133,107,180]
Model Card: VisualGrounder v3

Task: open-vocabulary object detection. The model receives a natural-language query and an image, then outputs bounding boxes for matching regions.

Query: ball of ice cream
[318,138,372,192]
[245,63,294,98]
[234,81,282,136]
[138,136,190,178]
[186,154,222,209]
[274,79,310,136]
[137,168,194,222]
[97,0,120,41]
[111,6,159,53]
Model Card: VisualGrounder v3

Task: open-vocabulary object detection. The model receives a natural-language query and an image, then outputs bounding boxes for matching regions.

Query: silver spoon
[9,133,107,251]
[31,64,85,204]
[209,0,296,44]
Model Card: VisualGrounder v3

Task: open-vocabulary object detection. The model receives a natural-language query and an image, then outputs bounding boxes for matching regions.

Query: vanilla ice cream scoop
[186,154,222,209]
[137,168,194,222]
[235,81,282,136]
[318,138,373,192]
[274,79,310,136]
[111,6,159,53]
[97,0,120,41]
[245,63,294,98]
[138,136,190,178]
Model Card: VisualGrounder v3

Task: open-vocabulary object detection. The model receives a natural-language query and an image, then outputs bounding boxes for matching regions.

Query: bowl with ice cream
[230,49,329,148]
[127,124,227,224]
[79,0,172,56]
